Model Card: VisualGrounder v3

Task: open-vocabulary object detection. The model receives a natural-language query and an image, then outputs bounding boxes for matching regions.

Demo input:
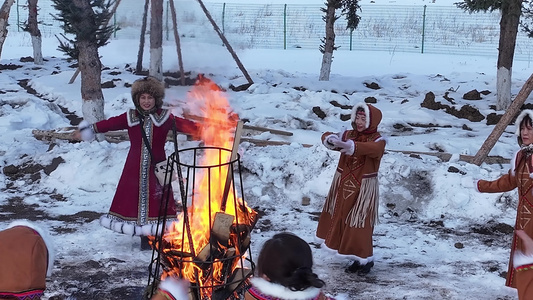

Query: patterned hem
[0,290,44,300]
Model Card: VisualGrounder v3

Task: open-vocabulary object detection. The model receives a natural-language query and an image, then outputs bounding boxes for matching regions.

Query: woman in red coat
[77,77,199,249]
[316,102,386,275]
[476,109,533,289]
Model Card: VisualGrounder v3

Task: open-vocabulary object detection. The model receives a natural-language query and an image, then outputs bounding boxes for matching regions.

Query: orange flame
[161,76,255,297]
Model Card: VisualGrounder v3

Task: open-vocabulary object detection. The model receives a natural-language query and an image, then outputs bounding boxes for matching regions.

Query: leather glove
[332,139,355,155]
[323,134,340,150]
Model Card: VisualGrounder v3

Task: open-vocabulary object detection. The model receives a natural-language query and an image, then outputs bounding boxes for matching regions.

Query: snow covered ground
[0,0,530,299]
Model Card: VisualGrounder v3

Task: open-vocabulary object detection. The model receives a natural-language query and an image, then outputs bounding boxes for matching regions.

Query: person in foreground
[244,232,342,300]
[74,76,200,250]
[316,102,386,275]
[476,109,533,289]
[0,220,54,300]
[514,229,533,299]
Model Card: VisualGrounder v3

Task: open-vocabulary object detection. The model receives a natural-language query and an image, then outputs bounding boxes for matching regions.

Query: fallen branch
[387,149,509,165]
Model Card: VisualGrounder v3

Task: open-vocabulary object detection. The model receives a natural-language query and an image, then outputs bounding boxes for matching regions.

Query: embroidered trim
[516,263,533,272]
[0,289,44,300]
[126,109,170,127]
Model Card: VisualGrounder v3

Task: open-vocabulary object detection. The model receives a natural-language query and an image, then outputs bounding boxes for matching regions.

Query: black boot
[357,261,374,275]
[140,236,151,251]
[345,260,362,273]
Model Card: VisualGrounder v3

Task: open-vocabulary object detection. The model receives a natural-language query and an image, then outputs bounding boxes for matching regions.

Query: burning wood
[146,77,257,300]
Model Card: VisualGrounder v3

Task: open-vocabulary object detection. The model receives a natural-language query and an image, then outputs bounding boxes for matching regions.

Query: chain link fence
[9,0,533,62]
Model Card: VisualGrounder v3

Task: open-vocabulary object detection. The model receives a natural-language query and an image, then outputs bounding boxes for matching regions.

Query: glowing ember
[157,76,257,299]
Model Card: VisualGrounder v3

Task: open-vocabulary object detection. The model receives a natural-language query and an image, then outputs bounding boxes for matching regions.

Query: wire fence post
[283,4,287,50]
[421,5,426,54]
[350,28,353,51]
[222,3,226,34]
[16,0,20,32]
[165,0,169,41]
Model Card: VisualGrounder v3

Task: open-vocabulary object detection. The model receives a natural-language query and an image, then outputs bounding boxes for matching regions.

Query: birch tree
[456,0,522,110]
[26,0,43,64]
[319,0,360,81]
[150,0,163,80]
[0,0,15,59]
[51,0,115,125]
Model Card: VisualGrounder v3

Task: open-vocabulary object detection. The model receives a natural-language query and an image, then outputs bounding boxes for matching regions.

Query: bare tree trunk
[72,0,105,127]
[196,0,253,85]
[496,0,521,110]
[472,73,533,166]
[149,0,163,80]
[0,0,15,59]
[319,3,336,81]
[136,0,149,74]
[169,0,185,85]
[27,0,43,64]
[78,39,105,124]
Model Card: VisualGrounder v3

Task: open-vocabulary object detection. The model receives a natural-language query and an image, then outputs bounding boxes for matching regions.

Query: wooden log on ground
[386,149,510,165]
[471,73,533,166]
[240,137,313,148]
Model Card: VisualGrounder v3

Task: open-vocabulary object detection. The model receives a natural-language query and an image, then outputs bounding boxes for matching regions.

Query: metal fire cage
[145,146,256,300]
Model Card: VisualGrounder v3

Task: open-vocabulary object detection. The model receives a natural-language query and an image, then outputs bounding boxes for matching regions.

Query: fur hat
[131,76,165,115]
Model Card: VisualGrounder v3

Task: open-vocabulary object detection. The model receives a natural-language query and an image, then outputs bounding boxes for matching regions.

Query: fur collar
[126,108,170,127]
[249,277,321,300]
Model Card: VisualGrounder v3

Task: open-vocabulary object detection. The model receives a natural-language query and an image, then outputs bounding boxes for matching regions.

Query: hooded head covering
[0,220,54,299]
[131,76,165,115]
[514,110,533,146]
[351,102,382,134]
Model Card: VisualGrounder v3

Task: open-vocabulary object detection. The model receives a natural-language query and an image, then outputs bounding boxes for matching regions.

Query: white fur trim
[515,110,533,136]
[344,140,355,156]
[375,136,387,145]
[351,102,371,130]
[250,277,321,300]
[127,109,141,127]
[514,250,533,268]
[318,242,373,264]
[149,109,171,127]
[473,180,481,193]
[159,277,189,300]
[323,134,339,150]
[6,220,55,276]
[100,215,177,236]
[78,120,95,141]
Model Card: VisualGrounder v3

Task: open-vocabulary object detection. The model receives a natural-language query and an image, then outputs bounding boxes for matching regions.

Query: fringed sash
[324,169,342,215]
[346,172,379,228]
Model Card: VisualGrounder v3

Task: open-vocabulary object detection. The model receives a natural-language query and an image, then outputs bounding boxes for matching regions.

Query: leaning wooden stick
[471,73,533,166]
[220,121,244,212]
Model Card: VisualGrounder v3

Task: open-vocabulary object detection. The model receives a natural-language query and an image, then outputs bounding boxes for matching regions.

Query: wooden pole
[220,121,244,212]
[195,0,254,85]
[168,0,186,85]
[471,73,533,166]
[135,0,150,74]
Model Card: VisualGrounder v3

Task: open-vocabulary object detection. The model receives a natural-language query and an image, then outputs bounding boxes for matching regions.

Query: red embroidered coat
[316,104,385,261]
[95,108,199,236]
[477,150,533,288]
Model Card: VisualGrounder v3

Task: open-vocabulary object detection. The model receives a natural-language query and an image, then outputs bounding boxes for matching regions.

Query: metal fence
[9,0,533,61]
